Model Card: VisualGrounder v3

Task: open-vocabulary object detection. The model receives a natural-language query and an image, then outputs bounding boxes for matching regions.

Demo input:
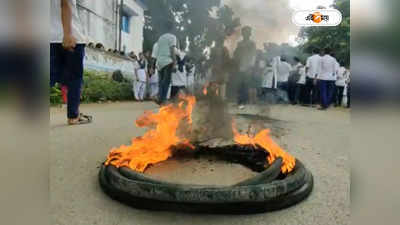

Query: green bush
[50,70,134,105]
[82,71,134,102]
[50,86,63,105]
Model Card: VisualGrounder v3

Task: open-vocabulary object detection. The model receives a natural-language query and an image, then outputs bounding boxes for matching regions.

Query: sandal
[68,113,93,125]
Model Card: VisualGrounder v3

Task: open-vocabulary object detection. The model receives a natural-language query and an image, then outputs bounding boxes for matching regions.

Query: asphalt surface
[50,102,350,225]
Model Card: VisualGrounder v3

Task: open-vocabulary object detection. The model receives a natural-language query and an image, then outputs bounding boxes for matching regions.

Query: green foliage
[143,0,241,79]
[81,71,133,103]
[298,0,350,66]
[49,71,134,105]
[112,70,128,83]
[50,86,63,105]
[143,0,240,65]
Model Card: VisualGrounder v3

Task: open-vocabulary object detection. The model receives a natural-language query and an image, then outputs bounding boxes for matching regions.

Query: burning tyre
[99,145,313,214]
[99,95,314,214]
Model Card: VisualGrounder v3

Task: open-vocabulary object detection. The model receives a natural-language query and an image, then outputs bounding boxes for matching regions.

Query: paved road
[50,102,350,225]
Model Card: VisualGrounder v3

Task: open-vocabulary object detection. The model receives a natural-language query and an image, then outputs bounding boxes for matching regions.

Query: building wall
[84,48,136,81]
[121,0,145,54]
[77,0,117,49]
[76,0,145,54]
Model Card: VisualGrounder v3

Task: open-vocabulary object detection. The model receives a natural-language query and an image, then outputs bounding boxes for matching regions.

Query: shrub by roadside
[50,71,133,105]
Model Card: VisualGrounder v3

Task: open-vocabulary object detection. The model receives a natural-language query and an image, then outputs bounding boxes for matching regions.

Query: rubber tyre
[99,160,313,214]
[118,158,282,187]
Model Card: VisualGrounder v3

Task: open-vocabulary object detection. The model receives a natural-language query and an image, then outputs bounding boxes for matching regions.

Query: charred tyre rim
[99,145,313,214]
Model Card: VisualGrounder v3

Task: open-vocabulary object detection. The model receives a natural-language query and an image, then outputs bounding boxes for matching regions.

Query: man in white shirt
[261,61,277,102]
[277,57,292,83]
[289,57,303,104]
[334,65,347,107]
[261,61,276,89]
[304,48,322,106]
[293,57,306,105]
[50,0,92,125]
[155,20,177,105]
[317,48,339,110]
[277,56,292,102]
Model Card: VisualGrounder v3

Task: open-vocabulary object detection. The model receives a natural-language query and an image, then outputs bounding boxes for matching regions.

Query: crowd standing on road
[50,0,349,129]
[233,47,350,110]
[128,39,350,111]
[128,21,196,104]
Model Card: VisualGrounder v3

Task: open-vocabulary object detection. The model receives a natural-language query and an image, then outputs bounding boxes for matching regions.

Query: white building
[77,0,147,54]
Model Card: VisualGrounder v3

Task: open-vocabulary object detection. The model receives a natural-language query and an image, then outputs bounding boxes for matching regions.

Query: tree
[298,0,350,66]
[143,0,240,68]
[142,0,175,52]
[205,5,241,44]
[143,0,219,52]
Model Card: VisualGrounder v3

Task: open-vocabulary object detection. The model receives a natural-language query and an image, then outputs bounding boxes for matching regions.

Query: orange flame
[232,122,296,173]
[202,83,209,95]
[105,94,295,174]
[105,95,196,172]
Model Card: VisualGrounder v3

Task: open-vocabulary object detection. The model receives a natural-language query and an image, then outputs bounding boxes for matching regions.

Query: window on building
[121,12,131,33]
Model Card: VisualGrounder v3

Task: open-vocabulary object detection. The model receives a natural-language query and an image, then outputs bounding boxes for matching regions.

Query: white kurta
[319,54,339,81]
[133,60,147,100]
[297,67,306,85]
[336,67,347,87]
[277,61,292,82]
[262,67,276,88]
[306,54,322,79]
[172,68,187,87]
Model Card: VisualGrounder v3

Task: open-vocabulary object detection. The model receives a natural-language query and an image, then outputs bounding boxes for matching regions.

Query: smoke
[189,1,303,139]
[224,27,242,55]
[224,0,299,48]
[190,87,234,144]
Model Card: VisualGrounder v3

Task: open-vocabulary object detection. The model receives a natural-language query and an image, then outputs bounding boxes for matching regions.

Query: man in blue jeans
[50,0,92,125]
[304,48,322,106]
[155,20,177,105]
[317,48,339,110]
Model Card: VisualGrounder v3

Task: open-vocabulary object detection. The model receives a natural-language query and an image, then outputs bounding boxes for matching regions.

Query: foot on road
[68,113,93,125]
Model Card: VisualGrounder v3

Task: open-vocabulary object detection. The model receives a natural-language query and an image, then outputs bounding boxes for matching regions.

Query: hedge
[50,71,134,105]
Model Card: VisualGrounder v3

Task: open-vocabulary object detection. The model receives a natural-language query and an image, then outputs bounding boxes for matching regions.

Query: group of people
[212,26,351,111]
[133,21,196,105]
[130,48,196,103]
[50,0,349,126]
[131,51,159,101]
[259,48,351,110]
